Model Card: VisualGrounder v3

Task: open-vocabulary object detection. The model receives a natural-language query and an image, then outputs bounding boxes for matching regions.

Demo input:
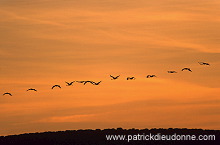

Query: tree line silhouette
[0,128,219,145]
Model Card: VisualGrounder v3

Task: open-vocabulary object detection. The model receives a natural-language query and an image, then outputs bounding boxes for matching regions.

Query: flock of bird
[2,62,210,96]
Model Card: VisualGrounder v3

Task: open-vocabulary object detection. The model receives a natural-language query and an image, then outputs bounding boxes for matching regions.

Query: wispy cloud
[38,114,97,123]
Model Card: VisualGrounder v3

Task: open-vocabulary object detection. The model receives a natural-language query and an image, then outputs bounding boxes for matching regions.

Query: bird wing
[199,62,204,65]
[77,81,84,83]
[3,93,12,96]
[89,81,94,84]
[198,62,208,65]
[27,89,34,91]
[52,85,60,89]
[182,68,192,71]
[96,81,101,85]
[110,75,119,79]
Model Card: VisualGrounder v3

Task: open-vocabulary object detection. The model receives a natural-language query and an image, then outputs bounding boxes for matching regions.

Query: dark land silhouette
[0,128,220,145]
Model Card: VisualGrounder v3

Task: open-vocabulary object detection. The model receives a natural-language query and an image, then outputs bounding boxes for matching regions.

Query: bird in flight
[182,68,192,72]
[127,77,136,80]
[3,92,12,96]
[146,75,156,78]
[84,81,94,85]
[27,88,37,91]
[65,81,74,86]
[93,81,102,85]
[198,62,210,66]
[76,81,85,83]
[110,75,120,80]
[52,85,61,89]
[168,71,177,73]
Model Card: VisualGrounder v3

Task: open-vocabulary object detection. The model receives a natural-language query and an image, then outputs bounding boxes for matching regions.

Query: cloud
[38,114,97,123]
[1,0,220,54]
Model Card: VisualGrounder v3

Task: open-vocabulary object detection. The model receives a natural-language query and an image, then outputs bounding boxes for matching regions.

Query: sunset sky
[0,0,220,136]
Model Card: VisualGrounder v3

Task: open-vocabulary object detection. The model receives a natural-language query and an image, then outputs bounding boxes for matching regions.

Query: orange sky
[0,0,220,136]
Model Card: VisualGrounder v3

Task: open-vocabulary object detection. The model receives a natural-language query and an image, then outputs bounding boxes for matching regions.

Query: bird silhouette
[76,81,85,83]
[65,81,74,86]
[83,81,94,85]
[3,92,12,96]
[146,75,156,78]
[93,81,102,85]
[168,71,177,73]
[198,62,210,66]
[52,85,61,89]
[27,88,37,91]
[182,68,192,72]
[127,77,136,80]
[110,75,120,80]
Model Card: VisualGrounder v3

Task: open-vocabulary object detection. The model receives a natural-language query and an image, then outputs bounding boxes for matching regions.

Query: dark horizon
[1,0,220,137]
[1,128,220,145]
[2,127,220,137]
